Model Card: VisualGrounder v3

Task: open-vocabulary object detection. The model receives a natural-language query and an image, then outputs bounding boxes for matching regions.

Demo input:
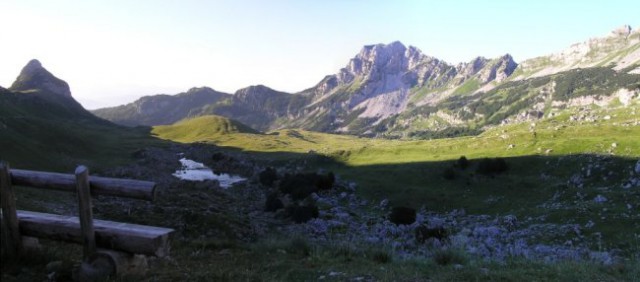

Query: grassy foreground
[2,101,639,281]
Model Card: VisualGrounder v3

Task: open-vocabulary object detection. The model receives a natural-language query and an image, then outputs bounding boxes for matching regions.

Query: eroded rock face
[307,42,518,130]
[10,59,72,97]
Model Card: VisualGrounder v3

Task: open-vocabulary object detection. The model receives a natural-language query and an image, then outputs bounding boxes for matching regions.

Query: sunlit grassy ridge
[152,115,259,141]
[152,104,640,254]
[152,105,640,165]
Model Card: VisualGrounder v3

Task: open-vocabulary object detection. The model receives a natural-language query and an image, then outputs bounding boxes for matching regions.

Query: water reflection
[173,158,246,188]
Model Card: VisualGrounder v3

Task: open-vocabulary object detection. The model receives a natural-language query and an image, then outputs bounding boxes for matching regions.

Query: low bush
[286,204,319,223]
[442,167,456,180]
[456,156,470,169]
[476,157,508,175]
[264,192,284,212]
[389,206,416,225]
[259,167,278,187]
[433,248,467,266]
[415,225,449,244]
[279,172,335,200]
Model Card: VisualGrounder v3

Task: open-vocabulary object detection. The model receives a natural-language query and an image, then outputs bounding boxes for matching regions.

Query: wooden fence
[0,161,174,276]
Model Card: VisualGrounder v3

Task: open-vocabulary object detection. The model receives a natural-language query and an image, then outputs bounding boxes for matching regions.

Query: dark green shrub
[443,167,456,180]
[264,192,284,212]
[279,172,334,200]
[389,206,416,225]
[456,156,470,169]
[286,204,319,223]
[317,172,335,190]
[415,225,450,243]
[433,248,467,266]
[288,237,311,256]
[259,167,278,187]
[370,250,392,264]
[477,157,508,175]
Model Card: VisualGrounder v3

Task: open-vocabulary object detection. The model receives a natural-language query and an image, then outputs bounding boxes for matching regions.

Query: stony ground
[7,143,638,281]
[101,144,640,266]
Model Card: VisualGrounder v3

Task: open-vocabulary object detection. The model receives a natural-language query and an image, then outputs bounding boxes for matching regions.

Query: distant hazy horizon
[0,0,638,109]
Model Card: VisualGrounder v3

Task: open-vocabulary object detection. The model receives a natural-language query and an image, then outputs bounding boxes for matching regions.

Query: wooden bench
[0,161,174,277]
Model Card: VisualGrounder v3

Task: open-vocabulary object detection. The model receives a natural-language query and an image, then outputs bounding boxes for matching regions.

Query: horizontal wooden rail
[16,211,173,257]
[10,169,156,201]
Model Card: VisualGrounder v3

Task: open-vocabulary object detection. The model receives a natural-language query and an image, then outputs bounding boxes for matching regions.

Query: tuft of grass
[368,249,393,264]
[432,248,468,266]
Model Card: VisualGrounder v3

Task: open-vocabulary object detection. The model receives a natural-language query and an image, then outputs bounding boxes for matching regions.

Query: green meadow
[3,95,640,281]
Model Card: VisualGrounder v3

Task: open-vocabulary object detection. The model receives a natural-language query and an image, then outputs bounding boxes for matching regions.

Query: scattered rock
[594,195,608,203]
[379,199,389,209]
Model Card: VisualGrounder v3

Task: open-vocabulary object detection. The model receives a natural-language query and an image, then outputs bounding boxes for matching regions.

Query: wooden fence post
[0,161,22,257]
[75,165,96,261]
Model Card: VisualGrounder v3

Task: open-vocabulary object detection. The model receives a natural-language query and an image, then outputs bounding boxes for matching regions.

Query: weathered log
[9,169,156,201]
[75,166,96,261]
[17,210,174,257]
[1,161,22,257]
[89,249,148,275]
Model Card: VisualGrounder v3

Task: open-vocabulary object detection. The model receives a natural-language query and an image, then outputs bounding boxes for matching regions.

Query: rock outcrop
[10,59,72,97]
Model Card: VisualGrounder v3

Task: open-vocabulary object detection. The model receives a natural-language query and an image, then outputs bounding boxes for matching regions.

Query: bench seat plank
[16,210,174,257]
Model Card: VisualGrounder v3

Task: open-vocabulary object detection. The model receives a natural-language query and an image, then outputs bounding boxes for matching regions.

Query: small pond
[172,158,246,188]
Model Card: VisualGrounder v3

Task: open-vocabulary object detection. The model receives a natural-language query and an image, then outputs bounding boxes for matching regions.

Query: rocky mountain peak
[351,41,412,75]
[10,59,72,97]
[488,54,518,82]
[186,86,215,94]
[454,54,517,83]
[235,84,274,96]
[234,85,284,103]
[24,59,43,72]
[456,57,489,78]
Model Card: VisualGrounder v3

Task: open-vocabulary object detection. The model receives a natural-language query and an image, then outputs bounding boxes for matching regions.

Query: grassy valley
[2,29,640,281]
[147,101,640,265]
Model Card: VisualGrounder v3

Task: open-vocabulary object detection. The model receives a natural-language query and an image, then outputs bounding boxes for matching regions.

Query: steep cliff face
[292,42,517,134]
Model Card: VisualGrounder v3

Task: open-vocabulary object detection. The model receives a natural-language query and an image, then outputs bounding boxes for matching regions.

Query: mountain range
[91,25,640,138]
[4,25,640,139]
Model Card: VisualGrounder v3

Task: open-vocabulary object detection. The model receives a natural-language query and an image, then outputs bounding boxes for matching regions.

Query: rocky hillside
[93,25,640,137]
[513,25,640,80]
[92,87,230,126]
[7,59,96,120]
[0,60,159,170]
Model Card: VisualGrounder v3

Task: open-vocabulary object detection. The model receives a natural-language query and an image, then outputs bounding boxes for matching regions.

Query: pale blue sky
[0,0,638,108]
